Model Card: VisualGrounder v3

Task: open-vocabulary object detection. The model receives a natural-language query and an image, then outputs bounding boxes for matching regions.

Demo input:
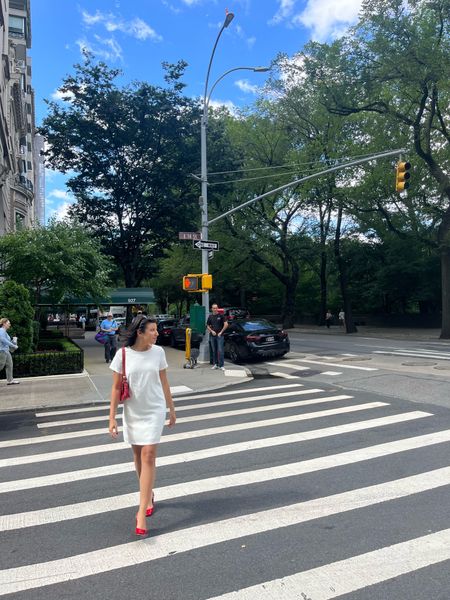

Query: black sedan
[224,319,290,363]
[156,319,177,345]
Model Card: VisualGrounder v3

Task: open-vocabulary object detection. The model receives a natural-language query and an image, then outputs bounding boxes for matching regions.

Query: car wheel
[228,343,241,364]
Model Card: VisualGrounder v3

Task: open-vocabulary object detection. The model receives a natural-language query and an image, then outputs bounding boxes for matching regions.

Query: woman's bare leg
[131,444,142,481]
[136,444,157,530]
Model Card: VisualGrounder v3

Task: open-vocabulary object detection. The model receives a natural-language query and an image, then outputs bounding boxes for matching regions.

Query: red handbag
[120,346,131,403]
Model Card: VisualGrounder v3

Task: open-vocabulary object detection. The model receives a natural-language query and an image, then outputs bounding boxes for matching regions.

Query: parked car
[217,307,250,320]
[223,319,290,363]
[156,318,177,345]
[170,316,203,349]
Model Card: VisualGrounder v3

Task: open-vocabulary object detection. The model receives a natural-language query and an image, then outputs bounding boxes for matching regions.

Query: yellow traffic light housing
[182,274,213,292]
[201,274,212,290]
[395,161,411,192]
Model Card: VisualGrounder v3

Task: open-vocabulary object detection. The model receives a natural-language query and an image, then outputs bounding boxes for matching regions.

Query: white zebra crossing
[0,401,387,494]
[1,381,449,599]
[207,528,450,599]
[2,466,450,595]
[2,425,448,532]
[0,410,428,469]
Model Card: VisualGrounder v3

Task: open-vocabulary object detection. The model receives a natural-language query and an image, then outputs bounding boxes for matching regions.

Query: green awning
[37,288,155,307]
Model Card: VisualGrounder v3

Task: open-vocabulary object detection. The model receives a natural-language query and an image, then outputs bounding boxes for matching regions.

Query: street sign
[179,231,201,241]
[208,250,214,260]
[193,239,219,251]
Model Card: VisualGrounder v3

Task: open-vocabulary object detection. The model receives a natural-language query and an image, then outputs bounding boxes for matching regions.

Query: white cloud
[76,36,123,62]
[294,0,362,40]
[81,9,162,42]
[235,79,259,95]
[52,202,72,222]
[51,88,75,102]
[246,36,256,49]
[208,98,238,115]
[48,189,73,201]
[269,0,297,25]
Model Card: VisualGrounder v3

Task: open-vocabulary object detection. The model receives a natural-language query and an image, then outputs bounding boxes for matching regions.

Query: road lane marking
[373,350,450,361]
[1,425,448,532]
[0,402,388,492]
[321,371,343,376]
[270,372,301,379]
[35,384,304,417]
[266,362,311,370]
[0,411,429,470]
[36,390,324,429]
[2,465,449,595]
[207,528,450,599]
[291,359,378,371]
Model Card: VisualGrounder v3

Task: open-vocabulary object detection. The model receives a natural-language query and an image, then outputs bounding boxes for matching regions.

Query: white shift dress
[110,345,169,445]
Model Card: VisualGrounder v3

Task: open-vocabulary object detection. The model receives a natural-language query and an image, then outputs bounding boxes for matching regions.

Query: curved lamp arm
[205,66,269,110]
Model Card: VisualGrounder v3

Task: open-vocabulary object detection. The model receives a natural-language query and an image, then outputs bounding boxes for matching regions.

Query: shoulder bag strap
[122,346,126,379]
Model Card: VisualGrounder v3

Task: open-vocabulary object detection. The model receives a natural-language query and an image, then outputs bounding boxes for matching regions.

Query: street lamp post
[198,12,269,361]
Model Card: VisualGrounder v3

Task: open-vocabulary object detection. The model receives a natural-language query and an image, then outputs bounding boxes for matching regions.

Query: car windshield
[241,320,276,331]
[160,320,175,327]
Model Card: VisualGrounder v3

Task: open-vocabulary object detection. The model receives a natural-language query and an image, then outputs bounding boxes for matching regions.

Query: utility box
[190,304,206,334]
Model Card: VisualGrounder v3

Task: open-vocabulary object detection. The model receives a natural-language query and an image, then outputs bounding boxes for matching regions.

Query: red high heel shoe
[146,493,155,517]
[135,516,149,537]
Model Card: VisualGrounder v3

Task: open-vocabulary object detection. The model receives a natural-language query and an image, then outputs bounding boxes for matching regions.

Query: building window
[9,15,25,37]
[15,212,25,230]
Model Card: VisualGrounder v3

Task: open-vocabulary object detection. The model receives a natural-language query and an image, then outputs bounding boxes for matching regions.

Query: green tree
[0,281,34,353]
[301,0,450,335]
[40,56,200,287]
[0,220,110,307]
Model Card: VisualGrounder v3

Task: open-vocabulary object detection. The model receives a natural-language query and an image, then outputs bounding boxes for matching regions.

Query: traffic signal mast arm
[207,148,407,226]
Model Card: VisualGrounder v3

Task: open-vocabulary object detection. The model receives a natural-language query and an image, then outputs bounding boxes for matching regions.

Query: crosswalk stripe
[266,362,310,371]
[2,425,449,532]
[0,400,386,451]
[35,384,304,417]
[291,358,378,371]
[270,372,301,379]
[36,389,326,428]
[207,528,450,599]
[2,465,450,595]
[0,402,387,493]
[321,371,343,376]
[373,350,450,361]
[0,411,430,469]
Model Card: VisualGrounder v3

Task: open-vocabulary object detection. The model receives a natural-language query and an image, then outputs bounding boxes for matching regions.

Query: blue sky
[31,0,363,220]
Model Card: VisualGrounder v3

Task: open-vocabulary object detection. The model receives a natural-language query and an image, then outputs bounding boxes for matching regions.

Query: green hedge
[0,338,84,378]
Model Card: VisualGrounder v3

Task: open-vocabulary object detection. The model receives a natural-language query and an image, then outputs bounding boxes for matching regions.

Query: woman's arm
[109,372,122,438]
[160,369,176,428]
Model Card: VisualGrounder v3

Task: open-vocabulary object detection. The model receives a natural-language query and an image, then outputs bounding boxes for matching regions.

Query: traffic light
[183,275,199,291]
[395,161,411,192]
[182,274,213,292]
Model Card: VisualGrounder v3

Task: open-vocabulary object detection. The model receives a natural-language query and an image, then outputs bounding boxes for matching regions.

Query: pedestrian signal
[183,276,199,291]
[395,161,411,192]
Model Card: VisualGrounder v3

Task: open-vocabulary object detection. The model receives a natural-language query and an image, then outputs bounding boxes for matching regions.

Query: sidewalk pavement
[289,324,443,341]
[0,333,251,413]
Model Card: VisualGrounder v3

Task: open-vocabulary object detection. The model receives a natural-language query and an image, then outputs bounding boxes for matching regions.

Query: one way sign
[193,239,220,251]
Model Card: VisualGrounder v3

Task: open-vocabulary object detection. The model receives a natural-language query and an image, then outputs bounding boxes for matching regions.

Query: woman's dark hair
[123,316,157,347]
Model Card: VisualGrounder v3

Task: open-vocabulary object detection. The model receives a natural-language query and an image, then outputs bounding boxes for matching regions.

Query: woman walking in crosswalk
[108,316,176,537]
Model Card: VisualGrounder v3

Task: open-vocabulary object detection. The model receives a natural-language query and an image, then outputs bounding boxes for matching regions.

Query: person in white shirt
[108,317,176,537]
[0,318,19,384]
[339,309,345,328]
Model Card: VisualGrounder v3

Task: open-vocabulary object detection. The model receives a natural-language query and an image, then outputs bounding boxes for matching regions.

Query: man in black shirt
[206,304,228,370]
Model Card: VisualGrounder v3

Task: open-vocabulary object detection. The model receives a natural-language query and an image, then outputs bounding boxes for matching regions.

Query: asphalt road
[1,373,450,599]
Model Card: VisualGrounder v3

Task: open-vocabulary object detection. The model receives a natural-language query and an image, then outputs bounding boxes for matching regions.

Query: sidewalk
[289,324,443,341]
[0,333,251,413]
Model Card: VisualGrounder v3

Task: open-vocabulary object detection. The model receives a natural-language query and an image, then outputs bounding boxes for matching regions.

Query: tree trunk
[440,248,450,338]
[281,270,299,329]
[319,251,327,326]
[334,203,357,334]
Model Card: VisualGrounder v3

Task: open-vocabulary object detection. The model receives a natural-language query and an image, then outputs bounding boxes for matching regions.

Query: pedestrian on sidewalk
[338,309,345,328]
[108,317,176,537]
[100,313,118,363]
[0,318,19,385]
[325,310,333,329]
[79,314,86,330]
[207,303,228,371]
